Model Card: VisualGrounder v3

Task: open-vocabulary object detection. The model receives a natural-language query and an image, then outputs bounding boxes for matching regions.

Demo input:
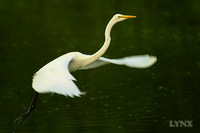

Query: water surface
[0,0,200,133]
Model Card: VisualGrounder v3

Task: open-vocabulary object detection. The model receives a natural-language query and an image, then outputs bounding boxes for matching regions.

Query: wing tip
[140,54,157,68]
[66,91,86,98]
[34,90,86,98]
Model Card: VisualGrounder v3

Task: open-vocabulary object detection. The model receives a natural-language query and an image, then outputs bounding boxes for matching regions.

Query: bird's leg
[17,91,38,126]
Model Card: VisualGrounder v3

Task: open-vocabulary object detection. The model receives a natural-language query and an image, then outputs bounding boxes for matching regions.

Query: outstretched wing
[79,54,157,70]
[32,55,84,97]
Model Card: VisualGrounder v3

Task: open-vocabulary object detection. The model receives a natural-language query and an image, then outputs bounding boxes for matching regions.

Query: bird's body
[17,14,157,126]
[32,14,157,97]
[33,52,156,97]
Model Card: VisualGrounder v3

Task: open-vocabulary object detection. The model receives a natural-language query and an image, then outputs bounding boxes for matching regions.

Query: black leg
[17,91,38,126]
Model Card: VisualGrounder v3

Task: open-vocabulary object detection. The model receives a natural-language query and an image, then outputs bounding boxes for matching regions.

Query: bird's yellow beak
[119,15,136,19]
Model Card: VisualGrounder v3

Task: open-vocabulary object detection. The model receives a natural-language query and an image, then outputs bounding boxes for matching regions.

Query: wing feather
[100,55,157,68]
[32,54,83,97]
[79,54,157,70]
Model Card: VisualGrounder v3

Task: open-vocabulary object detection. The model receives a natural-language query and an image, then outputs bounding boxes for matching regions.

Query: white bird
[17,14,157,125]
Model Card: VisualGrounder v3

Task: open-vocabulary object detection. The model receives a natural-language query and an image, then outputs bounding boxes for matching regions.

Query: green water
[0,0,200,133]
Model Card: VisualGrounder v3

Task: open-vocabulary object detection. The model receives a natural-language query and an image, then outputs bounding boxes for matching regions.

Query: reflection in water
[0,0,200,133]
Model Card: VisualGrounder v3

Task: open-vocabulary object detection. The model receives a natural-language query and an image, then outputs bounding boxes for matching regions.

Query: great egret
[17,14,157,125]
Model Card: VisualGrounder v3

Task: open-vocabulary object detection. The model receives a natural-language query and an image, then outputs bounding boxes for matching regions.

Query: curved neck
[82,18,117,66]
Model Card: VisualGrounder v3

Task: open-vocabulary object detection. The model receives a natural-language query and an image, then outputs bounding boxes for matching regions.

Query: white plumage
[17,14,157,126]
[32,55,82,97]
[32,14,157,97]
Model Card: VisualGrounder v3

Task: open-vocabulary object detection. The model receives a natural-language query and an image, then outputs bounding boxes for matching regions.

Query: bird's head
[113,14,136,22]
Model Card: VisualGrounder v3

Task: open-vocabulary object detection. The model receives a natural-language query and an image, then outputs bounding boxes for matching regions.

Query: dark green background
[0,0,200,133]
